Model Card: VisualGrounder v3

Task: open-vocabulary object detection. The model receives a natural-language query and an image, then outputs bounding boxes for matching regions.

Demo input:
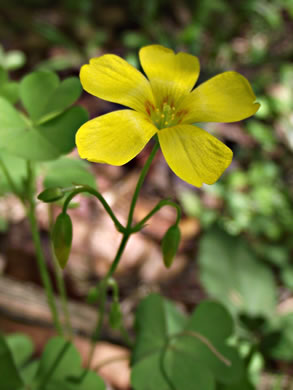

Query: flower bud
[109,300,122,329]
[52,212,72,268]
[161,225,181,268]
[38,187,64,203]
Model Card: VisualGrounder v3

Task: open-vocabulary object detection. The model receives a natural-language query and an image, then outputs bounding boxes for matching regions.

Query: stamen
[147,97,188,130]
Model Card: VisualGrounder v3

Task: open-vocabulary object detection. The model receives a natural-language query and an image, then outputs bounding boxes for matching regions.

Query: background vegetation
[1,0,293,389]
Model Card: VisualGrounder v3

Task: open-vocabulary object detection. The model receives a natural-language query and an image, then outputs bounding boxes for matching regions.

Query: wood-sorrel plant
[0,45,260,390]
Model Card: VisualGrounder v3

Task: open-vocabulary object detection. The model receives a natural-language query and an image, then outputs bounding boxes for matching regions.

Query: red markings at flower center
[145,98,187,130]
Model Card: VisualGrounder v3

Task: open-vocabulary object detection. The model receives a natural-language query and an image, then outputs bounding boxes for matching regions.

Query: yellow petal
[139,45,200,106]
[158,124,233,187]
[80,55,155,114]
[180,71,260,124]
[76,110,157,165]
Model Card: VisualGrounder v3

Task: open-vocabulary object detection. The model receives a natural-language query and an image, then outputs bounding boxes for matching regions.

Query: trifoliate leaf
[0,97,88,161]
[131,294,245,390]
[20,71,82,123]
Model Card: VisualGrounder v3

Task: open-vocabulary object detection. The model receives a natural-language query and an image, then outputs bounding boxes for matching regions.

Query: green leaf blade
[0,334,24,390]
[38,77,82,123]
[198,227,277,318]
[20,71,59,122]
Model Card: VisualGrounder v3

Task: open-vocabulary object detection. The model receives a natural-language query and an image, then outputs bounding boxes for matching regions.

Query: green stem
[132,199,181,232]
[86,139,160,369]
[63,185,125,233]
[48,205,73,339]
[26,161,63,335]
[160,339,177,390]
[85,233,130,371]
[119,323,134,348]
[106,233,130,280]
[126,138,160,230]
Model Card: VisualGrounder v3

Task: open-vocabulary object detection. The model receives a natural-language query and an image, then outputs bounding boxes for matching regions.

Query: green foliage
[281,266,293,290]
[52,213,73,268]
[0,151,27,195]
[0,68,19,104]
[0,98,86,161]
[5,334,34,369]
[198,227,277,318]
[180,155,293,244]
[0,334,24,390]
[131,294,250,390]
[20,71,82,123]
[43,157,97,189]
[34,337,105,389]
[35,337,81,384]
[0,70,87,162]
[0,335,105,390]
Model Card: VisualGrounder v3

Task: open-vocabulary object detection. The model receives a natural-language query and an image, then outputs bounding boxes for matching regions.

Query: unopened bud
[38,187,64,203]
[161,225,181,268]
[52,212,72,268]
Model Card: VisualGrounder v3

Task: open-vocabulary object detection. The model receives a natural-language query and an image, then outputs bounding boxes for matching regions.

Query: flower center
[145,99,187,130]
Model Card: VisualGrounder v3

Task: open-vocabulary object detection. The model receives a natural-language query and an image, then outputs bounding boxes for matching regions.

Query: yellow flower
[76,45,259,187]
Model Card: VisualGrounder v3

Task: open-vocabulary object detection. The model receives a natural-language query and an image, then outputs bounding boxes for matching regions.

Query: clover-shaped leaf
[198,227,277,318]
[0,97,87,161]
[43,156,96,189]
[131,294,246,390]
[20,71,82,123]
